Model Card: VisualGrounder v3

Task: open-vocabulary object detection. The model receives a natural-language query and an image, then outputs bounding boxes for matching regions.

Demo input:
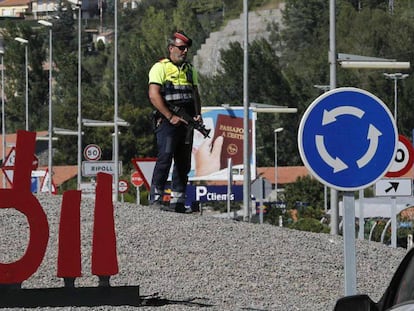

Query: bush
[289,218,330,233]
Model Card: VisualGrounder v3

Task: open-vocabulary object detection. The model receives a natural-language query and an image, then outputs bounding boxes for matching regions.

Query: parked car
[334,247,414,310]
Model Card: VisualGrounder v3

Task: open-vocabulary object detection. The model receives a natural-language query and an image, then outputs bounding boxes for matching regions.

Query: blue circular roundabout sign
[298,87,397,191]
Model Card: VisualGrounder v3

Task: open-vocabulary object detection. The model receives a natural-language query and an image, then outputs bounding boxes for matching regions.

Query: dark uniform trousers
[150,119,193,206]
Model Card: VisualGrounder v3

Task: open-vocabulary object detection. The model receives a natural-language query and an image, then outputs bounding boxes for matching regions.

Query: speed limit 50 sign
[83,144,102,161]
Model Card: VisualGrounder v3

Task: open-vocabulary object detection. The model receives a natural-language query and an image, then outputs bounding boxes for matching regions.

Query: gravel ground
[0,194,409,310]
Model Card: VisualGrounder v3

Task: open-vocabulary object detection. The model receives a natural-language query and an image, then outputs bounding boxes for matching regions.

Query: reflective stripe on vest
[160,59,194,106]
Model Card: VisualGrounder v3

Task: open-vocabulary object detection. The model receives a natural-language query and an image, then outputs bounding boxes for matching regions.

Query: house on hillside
[120,0,142,9]
[0,0,31,18]
[256,166,311,201]
[257,166,310,186]
[0,0,99,19]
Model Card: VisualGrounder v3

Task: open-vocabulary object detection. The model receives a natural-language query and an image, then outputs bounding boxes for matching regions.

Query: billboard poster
[188,107,256,181]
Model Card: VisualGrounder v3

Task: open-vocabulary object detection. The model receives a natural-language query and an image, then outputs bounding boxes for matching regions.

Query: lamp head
[15,37,28,44]
[38,20,53,27]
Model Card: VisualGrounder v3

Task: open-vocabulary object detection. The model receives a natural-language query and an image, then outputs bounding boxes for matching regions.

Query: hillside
[193,3,285,76]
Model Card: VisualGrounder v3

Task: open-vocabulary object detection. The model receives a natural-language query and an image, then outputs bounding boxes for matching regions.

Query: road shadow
[140,293,213,307]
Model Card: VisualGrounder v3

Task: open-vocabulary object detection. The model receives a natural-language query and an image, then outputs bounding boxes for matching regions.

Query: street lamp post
[274,128,283,204]
[67,0,83,189]
[0,41,5,188]
[114,0,119,203]
[38,20,53,194]
[313,84,330,93]
[314,85,329,214]
[242,0,250,221]
[383,72,409,123]
[14,37,29,131]
[77,2,82,190]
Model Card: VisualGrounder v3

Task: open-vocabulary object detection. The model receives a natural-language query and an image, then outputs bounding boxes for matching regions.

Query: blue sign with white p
[185,185,243,206]
[298,87,397,191]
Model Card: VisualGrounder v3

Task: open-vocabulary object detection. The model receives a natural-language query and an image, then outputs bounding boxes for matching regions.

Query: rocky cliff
[193,3,285,76]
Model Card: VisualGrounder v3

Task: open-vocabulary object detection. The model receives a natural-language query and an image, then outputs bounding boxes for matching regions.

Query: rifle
[169,105,211,143]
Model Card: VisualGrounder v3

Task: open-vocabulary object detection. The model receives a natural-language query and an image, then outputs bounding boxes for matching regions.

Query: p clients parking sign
[185,185,243,206]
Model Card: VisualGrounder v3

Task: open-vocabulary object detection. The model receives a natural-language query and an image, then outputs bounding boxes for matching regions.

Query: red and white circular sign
[118,179,129,193]
[386,135,414,177]
[83,144,102,161]
[131,171,144,187]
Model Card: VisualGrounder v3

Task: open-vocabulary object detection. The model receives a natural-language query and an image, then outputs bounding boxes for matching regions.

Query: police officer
[148,31,202,213]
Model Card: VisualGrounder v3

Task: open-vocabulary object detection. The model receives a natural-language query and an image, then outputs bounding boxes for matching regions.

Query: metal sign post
[227,158,232,218]
[358,189,365,240]
[343,192,357,294]
[136,186,140,205]
[298,87,397,296]
[391,196,397,247]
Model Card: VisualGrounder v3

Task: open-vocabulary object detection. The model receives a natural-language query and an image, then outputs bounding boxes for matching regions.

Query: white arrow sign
[375,178,413,197]
[322,106,365,125]
[356,124,382,168]
[315,135,348,172]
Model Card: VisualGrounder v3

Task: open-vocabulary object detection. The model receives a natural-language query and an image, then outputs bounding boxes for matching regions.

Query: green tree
[140,6,171,56]
[280,0,414,140]
[266,175,328,231]
[289,218,330,233]
[50,3,82,165]
[335,1,414,137]
[282,175,325,210]
[280,0,330,122]
[173,0,206,57]
[1,22,48,133]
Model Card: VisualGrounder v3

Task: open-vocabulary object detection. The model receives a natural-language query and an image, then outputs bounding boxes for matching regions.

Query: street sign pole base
[0,285,140,308]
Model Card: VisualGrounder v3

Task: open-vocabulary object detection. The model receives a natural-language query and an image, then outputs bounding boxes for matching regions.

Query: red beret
[174,31,192,47]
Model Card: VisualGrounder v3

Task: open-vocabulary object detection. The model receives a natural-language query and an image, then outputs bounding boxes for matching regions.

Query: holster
[185,124,194,145]
[152,110,163,130]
